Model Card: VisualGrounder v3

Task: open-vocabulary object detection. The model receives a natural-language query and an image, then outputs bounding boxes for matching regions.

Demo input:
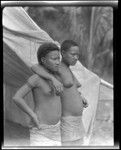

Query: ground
[3,100,114,147]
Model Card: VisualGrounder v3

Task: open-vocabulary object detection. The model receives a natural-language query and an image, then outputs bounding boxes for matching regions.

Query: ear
[61,50,65,57]
[41,57,46,64]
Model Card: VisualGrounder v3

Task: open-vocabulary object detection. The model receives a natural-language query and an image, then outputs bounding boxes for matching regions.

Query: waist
[62,111,83,117]
[61,115,84,124]
[34,102,61,123]
[31,120,60,129]
[29,110,61,127]
[61,91,83,105]
[29,117,60,129]
[61,100,83,116]
[30,121,61,142]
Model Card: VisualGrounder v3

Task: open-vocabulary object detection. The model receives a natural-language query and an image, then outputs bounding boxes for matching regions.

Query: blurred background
[25,6,113,84]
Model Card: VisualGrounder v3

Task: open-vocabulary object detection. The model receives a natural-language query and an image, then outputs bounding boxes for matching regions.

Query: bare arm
[13,84,35,118]
[31,64,63,94]
[31,64,56,82]
[13,75,40,129]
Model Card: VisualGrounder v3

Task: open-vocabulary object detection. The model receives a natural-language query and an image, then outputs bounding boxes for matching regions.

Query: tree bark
[70,7,77,37]
[87,7,96,70]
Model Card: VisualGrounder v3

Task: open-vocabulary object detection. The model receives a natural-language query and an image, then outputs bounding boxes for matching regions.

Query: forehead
[68,46,79,53]
[46,50,60,57]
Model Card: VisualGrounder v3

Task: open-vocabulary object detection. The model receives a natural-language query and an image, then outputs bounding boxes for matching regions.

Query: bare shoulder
[27,74,40,87]
[31,63,45,71]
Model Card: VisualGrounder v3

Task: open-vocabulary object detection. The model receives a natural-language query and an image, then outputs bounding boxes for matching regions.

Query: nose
[55,60,60,65]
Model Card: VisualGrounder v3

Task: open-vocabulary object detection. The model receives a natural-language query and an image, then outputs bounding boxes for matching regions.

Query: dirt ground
[3,100,114,147]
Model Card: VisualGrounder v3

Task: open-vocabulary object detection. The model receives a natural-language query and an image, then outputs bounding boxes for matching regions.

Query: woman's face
[62,46,80,66]
[43,50,61,72]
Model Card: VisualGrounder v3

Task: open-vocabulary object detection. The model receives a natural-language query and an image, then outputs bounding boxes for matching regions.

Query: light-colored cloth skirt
[29,121,61,146]
[61,115,86,144]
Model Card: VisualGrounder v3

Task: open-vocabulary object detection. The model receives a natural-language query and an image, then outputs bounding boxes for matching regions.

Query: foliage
[92,7,113,79]
[26,6,113,83]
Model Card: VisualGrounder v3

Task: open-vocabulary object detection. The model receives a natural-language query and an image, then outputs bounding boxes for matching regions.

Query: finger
[55,86,60,91]
[55,88,60,94]
[83,103,87,108]
[85,104,88,108]
[55,90,61,96]
[58,88,62,93]
[53,86,58,94]
[83,103,85,107]
[36,122,41,129]
[57,86,63,93]
[60,86,63,92]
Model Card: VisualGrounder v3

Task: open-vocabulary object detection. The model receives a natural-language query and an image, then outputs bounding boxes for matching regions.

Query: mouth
[55,65,59,68]
[54,66,59,70]
[72,60,77,64]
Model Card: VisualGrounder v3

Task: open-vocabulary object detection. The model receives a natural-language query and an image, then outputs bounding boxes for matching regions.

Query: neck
[61,59,70,67]
[47,68,57,75]
[42,64,56,75]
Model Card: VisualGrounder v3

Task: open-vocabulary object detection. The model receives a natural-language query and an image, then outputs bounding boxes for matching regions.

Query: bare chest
[35,78,54,95]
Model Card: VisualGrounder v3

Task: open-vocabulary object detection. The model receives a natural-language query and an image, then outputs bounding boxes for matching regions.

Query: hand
[51,77,63,95]
[32,113,41,129]
[82,95,89,108]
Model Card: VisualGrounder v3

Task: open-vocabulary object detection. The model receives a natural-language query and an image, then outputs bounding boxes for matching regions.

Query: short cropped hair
[37,42,59,64]
[61,40,79,52]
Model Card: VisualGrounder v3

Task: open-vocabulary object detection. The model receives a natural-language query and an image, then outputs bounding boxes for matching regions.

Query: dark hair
[61,40,78,52]
[37,42,59,64]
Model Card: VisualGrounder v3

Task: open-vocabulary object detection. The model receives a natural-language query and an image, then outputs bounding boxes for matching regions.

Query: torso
[30,74,61,125]
[59,63,84,117]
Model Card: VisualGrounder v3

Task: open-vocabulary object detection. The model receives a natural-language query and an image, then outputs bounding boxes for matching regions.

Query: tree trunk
[70,7,77,37]
[87,7,96,70]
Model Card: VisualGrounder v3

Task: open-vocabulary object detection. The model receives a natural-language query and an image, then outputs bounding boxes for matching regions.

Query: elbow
[31,65,38,73]
[13,95,18,103]
[31,66,35,73]
[13,94,21,104]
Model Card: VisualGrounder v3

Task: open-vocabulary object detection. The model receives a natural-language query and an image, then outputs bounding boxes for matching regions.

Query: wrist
[50,76,56,82]
[31,112,36,119]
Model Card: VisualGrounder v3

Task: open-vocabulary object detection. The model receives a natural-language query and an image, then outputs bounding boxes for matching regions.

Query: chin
[53,68,59,72]
[71,62,76,66]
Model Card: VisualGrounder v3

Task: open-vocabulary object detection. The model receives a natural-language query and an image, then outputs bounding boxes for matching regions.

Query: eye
[52,57,60,61]
[72,53,78,57]
[76,54,79,58]
[70,53,75,56]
